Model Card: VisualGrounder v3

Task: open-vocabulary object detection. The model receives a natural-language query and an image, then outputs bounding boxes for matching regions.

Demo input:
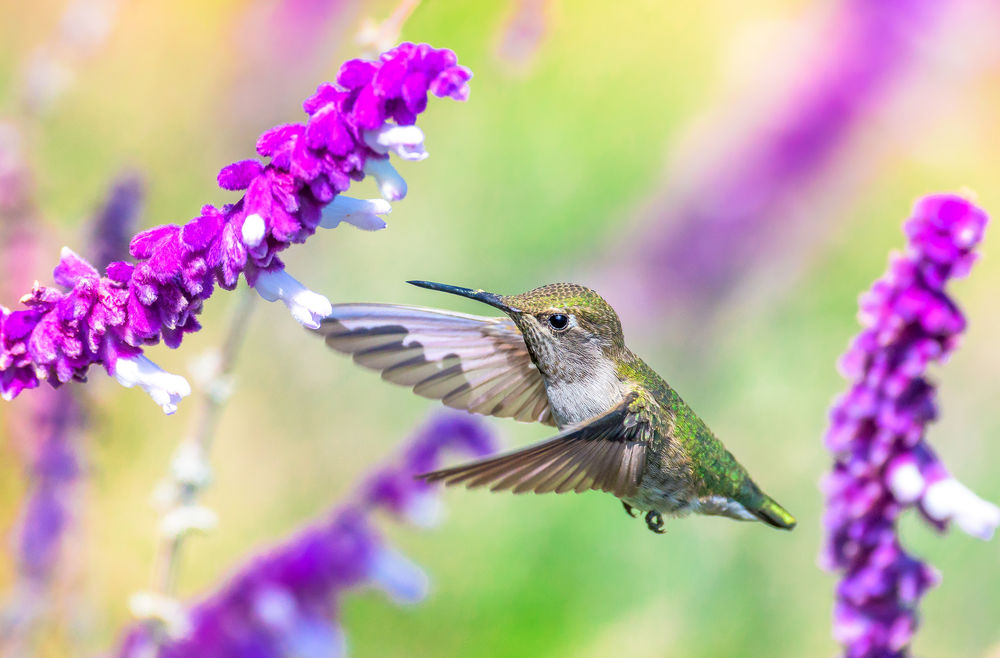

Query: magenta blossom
[0,43,471,413]
[822,194,998,657]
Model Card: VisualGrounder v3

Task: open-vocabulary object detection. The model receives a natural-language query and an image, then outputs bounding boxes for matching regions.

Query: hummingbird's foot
[644,510,666,534]
[622,502,639,518]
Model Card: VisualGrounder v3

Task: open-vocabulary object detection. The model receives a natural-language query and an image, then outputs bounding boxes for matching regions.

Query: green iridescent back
[616,357,765,507]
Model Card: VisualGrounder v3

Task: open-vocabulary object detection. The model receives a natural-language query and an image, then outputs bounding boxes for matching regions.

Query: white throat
[543,357,626,428]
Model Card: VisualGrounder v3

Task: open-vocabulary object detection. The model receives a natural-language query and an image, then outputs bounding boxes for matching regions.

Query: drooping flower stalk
[600,0,946,314]
[114,413,497,657]
[0,43,471,413]
[822,194,998,657]
[132,287,256,648]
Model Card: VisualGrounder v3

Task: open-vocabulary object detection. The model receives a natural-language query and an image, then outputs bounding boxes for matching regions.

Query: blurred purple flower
[266,0,355,62]
[13,391,84,587]
[228,0,359,140]
[20,0,121,115]
[494,0,550,74]
[90,172,144,270]
[114,412,497,657]
[603,0,942,312]
[822,194,998,657]
[2,171,138,649]
[0,43,471,413]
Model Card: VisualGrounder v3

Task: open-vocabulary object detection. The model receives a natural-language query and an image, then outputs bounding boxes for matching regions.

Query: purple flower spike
[13,390,84,586]
[599,0,948,317]
[0,43,471,412]
[113,412,498,657]
[90,172,145,270]
[823,194,997,657]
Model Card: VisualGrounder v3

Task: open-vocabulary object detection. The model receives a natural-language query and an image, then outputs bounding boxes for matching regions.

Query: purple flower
[0,43,472,413]
[494,0,550,73]
[823,194,998,657]
[90,172,144,270]
[13,391,84,585]
[113,412,497,657]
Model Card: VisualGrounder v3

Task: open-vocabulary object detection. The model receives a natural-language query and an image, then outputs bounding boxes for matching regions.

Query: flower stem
[142,289,256,641]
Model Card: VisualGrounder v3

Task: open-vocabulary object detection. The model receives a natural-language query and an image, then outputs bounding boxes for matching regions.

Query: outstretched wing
[315,304,554,425]
[419,392,654,498]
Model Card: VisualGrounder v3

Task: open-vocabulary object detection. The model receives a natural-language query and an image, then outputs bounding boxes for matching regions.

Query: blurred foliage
[1,0,999,656]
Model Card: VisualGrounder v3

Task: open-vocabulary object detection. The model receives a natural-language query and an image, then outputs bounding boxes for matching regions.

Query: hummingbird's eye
[547,314,569,331]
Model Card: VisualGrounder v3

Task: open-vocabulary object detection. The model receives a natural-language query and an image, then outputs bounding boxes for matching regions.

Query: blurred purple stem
[493,0,550,74]
[599,0,944,316]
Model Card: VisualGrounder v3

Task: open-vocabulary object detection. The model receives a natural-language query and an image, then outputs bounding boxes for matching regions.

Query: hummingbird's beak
[407,280,520,314]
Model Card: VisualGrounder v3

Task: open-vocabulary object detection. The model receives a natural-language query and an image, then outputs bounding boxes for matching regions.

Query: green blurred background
[1,0,999,656]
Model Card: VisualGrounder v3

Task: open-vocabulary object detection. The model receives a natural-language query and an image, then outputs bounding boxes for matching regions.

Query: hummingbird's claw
[622,502,639,518]
[645,511,666,534]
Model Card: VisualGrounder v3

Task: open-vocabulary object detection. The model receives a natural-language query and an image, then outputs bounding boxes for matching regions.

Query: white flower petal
[319,196,391,231]
[113,354,192,414]
[363,124,428,161]
[887,458,925,504]
[368,547,429,604]
[363,158,407,201]
[242,213,266,248]
[129,591,191,639]
[159,504,218,539]
[287,619,345,658]
[170,440,213,489]
[923,477,1000,540]
[254,587,298,630]
[402,491,445,528]
[253,268,332,330]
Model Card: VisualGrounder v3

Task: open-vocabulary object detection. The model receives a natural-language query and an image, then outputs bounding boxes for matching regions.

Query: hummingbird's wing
[315,304,554,425]
[419,393,652,499]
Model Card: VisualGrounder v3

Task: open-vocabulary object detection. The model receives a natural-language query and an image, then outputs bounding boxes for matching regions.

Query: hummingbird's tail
[751,496,797,530]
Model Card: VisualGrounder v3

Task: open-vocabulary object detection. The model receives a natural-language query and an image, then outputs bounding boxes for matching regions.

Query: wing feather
[315,304,554,426]
[420,393,654,499]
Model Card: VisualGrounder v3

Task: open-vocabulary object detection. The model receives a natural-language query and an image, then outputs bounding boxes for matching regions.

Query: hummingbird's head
[408,281,626,380]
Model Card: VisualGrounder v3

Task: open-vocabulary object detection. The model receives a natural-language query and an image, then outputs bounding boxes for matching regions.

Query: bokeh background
[2,0,1000,656]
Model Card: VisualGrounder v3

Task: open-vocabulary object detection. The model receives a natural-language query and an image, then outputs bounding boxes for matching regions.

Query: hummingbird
[313,281,796,533]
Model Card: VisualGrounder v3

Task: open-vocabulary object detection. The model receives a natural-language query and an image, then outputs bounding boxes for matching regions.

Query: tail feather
[752,497,797,530]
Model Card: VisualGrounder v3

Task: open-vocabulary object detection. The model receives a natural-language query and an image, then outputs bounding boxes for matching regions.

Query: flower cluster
[115,412,497,657]
[0,43,471,413]
[822,194,998,657]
